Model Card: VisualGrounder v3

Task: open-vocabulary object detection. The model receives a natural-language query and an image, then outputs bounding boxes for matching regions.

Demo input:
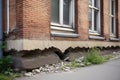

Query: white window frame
[110,0,116,37]
[51,0,75,29]
[89,0,101,35]
[7,0,10,34]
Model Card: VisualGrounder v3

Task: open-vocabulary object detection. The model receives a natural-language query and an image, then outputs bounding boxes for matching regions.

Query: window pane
[94,0,98,8]
[51,0,59,23]
[63,0,70,25]
[89,8,92,30]
[111,17,115,34]
[89,0,92,5]
[94,10,99,31]
[111,0,115,15]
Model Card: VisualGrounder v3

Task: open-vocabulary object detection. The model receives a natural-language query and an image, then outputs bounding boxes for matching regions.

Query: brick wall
[6,0,120,41]
[5,0,120,51]
[77,0,89,40]
[103,0,110,41]
[3,0,7,32]
[118,0,120,39]
[22,0,50,39]
[10,0,16,31]
[51,0,89,41]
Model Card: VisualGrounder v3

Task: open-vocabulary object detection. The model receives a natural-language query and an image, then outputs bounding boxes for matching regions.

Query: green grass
[102,54,115,61]
[0,74,14,80]
[0,55,23,80]
[66,61,80,68]
[84,48,104,65]
[0,72,23,80]
[66,48,116,68]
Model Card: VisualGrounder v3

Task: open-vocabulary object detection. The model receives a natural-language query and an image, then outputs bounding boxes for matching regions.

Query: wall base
[7,39,120,51]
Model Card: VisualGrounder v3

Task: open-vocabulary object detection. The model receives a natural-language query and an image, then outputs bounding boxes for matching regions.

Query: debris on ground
[23,51,120,77]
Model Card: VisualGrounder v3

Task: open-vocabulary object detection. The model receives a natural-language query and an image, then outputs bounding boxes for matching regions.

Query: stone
[75,57,84,63]
[54,71,58,73]
[12,49,61,70]
[24,72,33,77]
[64,57,70,61]
[39,67,43,71]
[113,52,117,54]
[34,69,40,73]
[80,63,85,67]
[64,50,84,61]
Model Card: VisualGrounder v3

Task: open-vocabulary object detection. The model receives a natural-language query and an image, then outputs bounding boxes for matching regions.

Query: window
[51,0,78,37]
[89,0,101,35]
[110,0,117,38]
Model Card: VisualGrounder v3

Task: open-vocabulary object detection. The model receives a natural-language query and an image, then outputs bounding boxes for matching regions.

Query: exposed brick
[118,0,120,39]
[3,0,120,41]
[103,0,110,41]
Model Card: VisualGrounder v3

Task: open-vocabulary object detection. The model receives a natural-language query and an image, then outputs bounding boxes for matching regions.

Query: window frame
[6,0,10,34]
[51,0,75,29]
[89,0,101,35]
[110,0,116,38]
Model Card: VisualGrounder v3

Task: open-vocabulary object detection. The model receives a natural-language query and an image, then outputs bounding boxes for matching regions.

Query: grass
[102,54,115,61]
[66,61,81,68]
[0,74,14,80]
[66,48,116,68]
[84,48,104,65]
[0,55,23,80]
[0,48,117,79]
[0,72,23,80]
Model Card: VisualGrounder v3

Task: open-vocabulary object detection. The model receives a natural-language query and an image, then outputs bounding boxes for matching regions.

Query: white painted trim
[98,0,101,33]
[51,0,75,31]
[51,32,79,38]
[110,37,119,41]
[89,0,101,34]
[60,0,63,25]
[89,30,100,36]
[51,23,72,28]
[51,26,74,32]
[89,36,105,40]
[7,0,10,34]
[72,0,75,29]
[110,0,116,37]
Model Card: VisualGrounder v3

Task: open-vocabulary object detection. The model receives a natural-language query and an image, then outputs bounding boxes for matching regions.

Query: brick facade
[103,0,110,41]
[9,0,51,39]
[118,0,120,38]
[3,0,120,51]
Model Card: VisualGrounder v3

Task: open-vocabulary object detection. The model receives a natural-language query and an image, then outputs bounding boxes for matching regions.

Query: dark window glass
[111,17,114,33]
[94,10,99,31]
[63,0,70,25]
[51,0,59,23]
[111,0,115,15]
[94,0,98,8]
[89,8,92,30]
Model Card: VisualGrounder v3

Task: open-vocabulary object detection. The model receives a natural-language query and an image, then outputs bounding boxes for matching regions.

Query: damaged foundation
[6,46,120,71]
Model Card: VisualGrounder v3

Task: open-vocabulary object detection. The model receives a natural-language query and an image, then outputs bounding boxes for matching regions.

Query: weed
[0,55,12,74]
[0,74,14,80]
[102,54,114,61]
[84,48,104,65]
[66,61,80,68]
[0,41,6,49]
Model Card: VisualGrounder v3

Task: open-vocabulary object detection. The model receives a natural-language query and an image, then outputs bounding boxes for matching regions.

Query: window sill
[89,36,105,40]
[51,32,79,38]
[89,31,100,36]
[51,26,74,32]
[110,38,119,41]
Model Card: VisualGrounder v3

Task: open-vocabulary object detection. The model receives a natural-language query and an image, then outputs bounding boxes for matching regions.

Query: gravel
[23,51,120,77]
